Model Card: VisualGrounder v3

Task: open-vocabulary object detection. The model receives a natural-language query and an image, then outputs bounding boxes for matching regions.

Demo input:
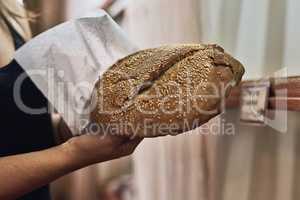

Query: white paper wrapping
[14,10,137,135]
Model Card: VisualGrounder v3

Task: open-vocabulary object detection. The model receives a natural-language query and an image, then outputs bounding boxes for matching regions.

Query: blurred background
[20,0,300,199]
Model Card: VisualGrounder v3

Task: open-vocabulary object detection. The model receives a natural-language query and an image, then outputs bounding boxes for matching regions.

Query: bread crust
[91,44,244,138]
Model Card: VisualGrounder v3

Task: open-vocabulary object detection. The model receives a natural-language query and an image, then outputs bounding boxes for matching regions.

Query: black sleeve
[0,60,55,156]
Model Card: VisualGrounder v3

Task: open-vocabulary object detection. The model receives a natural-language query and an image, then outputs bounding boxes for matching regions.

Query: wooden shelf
[226,76,300,111]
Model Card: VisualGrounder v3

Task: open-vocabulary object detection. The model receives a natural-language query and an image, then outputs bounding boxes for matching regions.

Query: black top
[0,17,55,199]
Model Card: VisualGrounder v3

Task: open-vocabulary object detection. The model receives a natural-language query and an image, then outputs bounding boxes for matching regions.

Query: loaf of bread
[90,44,244,138]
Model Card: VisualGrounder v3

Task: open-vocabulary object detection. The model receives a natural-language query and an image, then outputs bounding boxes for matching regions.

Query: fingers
[118,138,144,156]
[105,134,128,145]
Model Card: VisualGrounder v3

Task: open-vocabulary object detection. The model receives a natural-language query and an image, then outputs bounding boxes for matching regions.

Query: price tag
[240,80,270,124]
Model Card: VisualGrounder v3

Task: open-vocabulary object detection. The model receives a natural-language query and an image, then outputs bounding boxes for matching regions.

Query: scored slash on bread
[90,44,245,138]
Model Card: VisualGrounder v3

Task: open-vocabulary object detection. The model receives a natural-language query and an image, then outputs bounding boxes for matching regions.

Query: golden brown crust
[91,44,244,138]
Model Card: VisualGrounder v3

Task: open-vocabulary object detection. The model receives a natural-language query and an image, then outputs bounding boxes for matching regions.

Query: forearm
[0,142,82,200]
[0,134,142,200]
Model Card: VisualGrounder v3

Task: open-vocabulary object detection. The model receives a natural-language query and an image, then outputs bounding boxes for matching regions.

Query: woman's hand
[0,133,142,200]
[62,134,143,168]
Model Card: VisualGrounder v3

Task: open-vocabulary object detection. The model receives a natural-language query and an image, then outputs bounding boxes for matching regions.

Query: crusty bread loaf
[90,44,244,138]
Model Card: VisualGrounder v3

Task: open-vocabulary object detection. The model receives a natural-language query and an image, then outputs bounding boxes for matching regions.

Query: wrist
[58,137,91,171]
